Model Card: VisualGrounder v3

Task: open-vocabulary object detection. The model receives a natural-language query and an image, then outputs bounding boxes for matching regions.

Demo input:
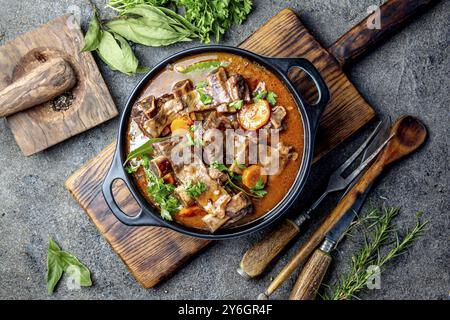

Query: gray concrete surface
[0,0,448,300]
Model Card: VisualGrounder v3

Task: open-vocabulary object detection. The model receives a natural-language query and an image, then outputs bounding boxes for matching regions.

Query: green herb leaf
[233,159,246,169]
[47,239,63,294]
[82,8,103,52]
[46,238,92,294]
[97,31,141,75]
[250,176,267,198]
[186,180,207,197]
[197,88,213,105]
[230,100,243,110]
[211,161,229,173]
[124,136,171,165]
[176,60,228,73]
[323,207,428,300]
[195,80,208,89]
[176,0,253,43]
[145,168,180,220]
[253,90,267,101]
[267,91,278,106]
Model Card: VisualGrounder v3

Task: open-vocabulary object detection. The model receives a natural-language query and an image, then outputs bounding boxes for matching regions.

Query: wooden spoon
[259,116,427,299]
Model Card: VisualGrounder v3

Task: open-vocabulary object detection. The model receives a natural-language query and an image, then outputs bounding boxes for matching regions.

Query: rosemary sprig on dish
[323,206,428,300]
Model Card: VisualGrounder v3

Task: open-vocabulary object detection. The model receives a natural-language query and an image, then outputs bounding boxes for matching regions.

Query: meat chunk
[260,141,295,176]
[205,67,232,104]
[270,106,287,129]
[174,185,195,207]
[153,139,232,222]
[225,192,253,218]
[149,156,172,178]
[203,111,233,131]
[227,74,251,102]
[131,96,157,132]
[141,95,185,137]
[253,81,267,96]
[173,79,208,112]
[202,214,230,233]
[208,167,228,184]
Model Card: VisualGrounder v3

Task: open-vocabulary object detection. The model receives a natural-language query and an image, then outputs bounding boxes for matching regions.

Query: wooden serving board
[0,15,118,156]
[66,9,376,288]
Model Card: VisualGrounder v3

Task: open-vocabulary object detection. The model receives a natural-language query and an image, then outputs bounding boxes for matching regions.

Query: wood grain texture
[0,57,76,117]
[264,116,427,297]
[240,9,375,161]
[66,9,376,288]
[289,249,331,300]
[329,0,437,67]
[0,15,118,155]
[239,219,299,278]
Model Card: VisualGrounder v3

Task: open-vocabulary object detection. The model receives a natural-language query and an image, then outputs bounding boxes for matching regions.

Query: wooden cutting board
[0,15,118,156]
[65,9,376,288]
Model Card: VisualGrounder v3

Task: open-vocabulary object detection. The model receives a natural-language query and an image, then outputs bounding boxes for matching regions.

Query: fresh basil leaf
[47,239,63,294]
[124,136,171,165]
[46,238,92,294]
[107,18,190,47]
[97,31,140,75]
[176,60,229,73]
[82,9,102,52]
[59,252,92,287]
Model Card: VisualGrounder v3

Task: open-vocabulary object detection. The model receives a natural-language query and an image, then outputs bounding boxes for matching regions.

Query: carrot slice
[238,99,271,130]
[170,117,193,134]
[178,206,208,217]
[242,165,267,189]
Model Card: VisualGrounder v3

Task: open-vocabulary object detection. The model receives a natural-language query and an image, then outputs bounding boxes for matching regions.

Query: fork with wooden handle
[237,122,384,279]
[259,116,427,299]
[238,0,437,280]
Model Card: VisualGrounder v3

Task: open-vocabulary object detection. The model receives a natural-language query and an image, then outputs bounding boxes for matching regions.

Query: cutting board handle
[328,0,437,67]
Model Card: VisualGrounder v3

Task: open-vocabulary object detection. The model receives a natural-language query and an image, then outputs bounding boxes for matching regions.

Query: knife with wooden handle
[237,0,436,280]
[0,57,76,117]
[259,116,427,299]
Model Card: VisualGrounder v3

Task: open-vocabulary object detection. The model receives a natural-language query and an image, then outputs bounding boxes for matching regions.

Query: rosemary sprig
[323,206,428,300]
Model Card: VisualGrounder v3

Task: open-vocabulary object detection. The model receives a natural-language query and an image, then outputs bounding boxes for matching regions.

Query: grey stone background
[0,0,448,300]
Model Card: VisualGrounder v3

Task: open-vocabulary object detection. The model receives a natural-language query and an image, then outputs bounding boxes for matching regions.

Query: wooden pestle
[0,57,76,117]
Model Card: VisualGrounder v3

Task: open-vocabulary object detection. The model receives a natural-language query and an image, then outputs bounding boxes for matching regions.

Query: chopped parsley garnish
[229,100,243,110]
[250,177,267,198]
[197,87,213,105]
[267,91,278,106]
[145,167,180,221]
[185,180,207,198]
[253,90,267,101]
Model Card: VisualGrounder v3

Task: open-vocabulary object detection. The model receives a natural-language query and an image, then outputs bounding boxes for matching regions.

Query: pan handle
[266,57,330,134]
[102,148,164,227]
